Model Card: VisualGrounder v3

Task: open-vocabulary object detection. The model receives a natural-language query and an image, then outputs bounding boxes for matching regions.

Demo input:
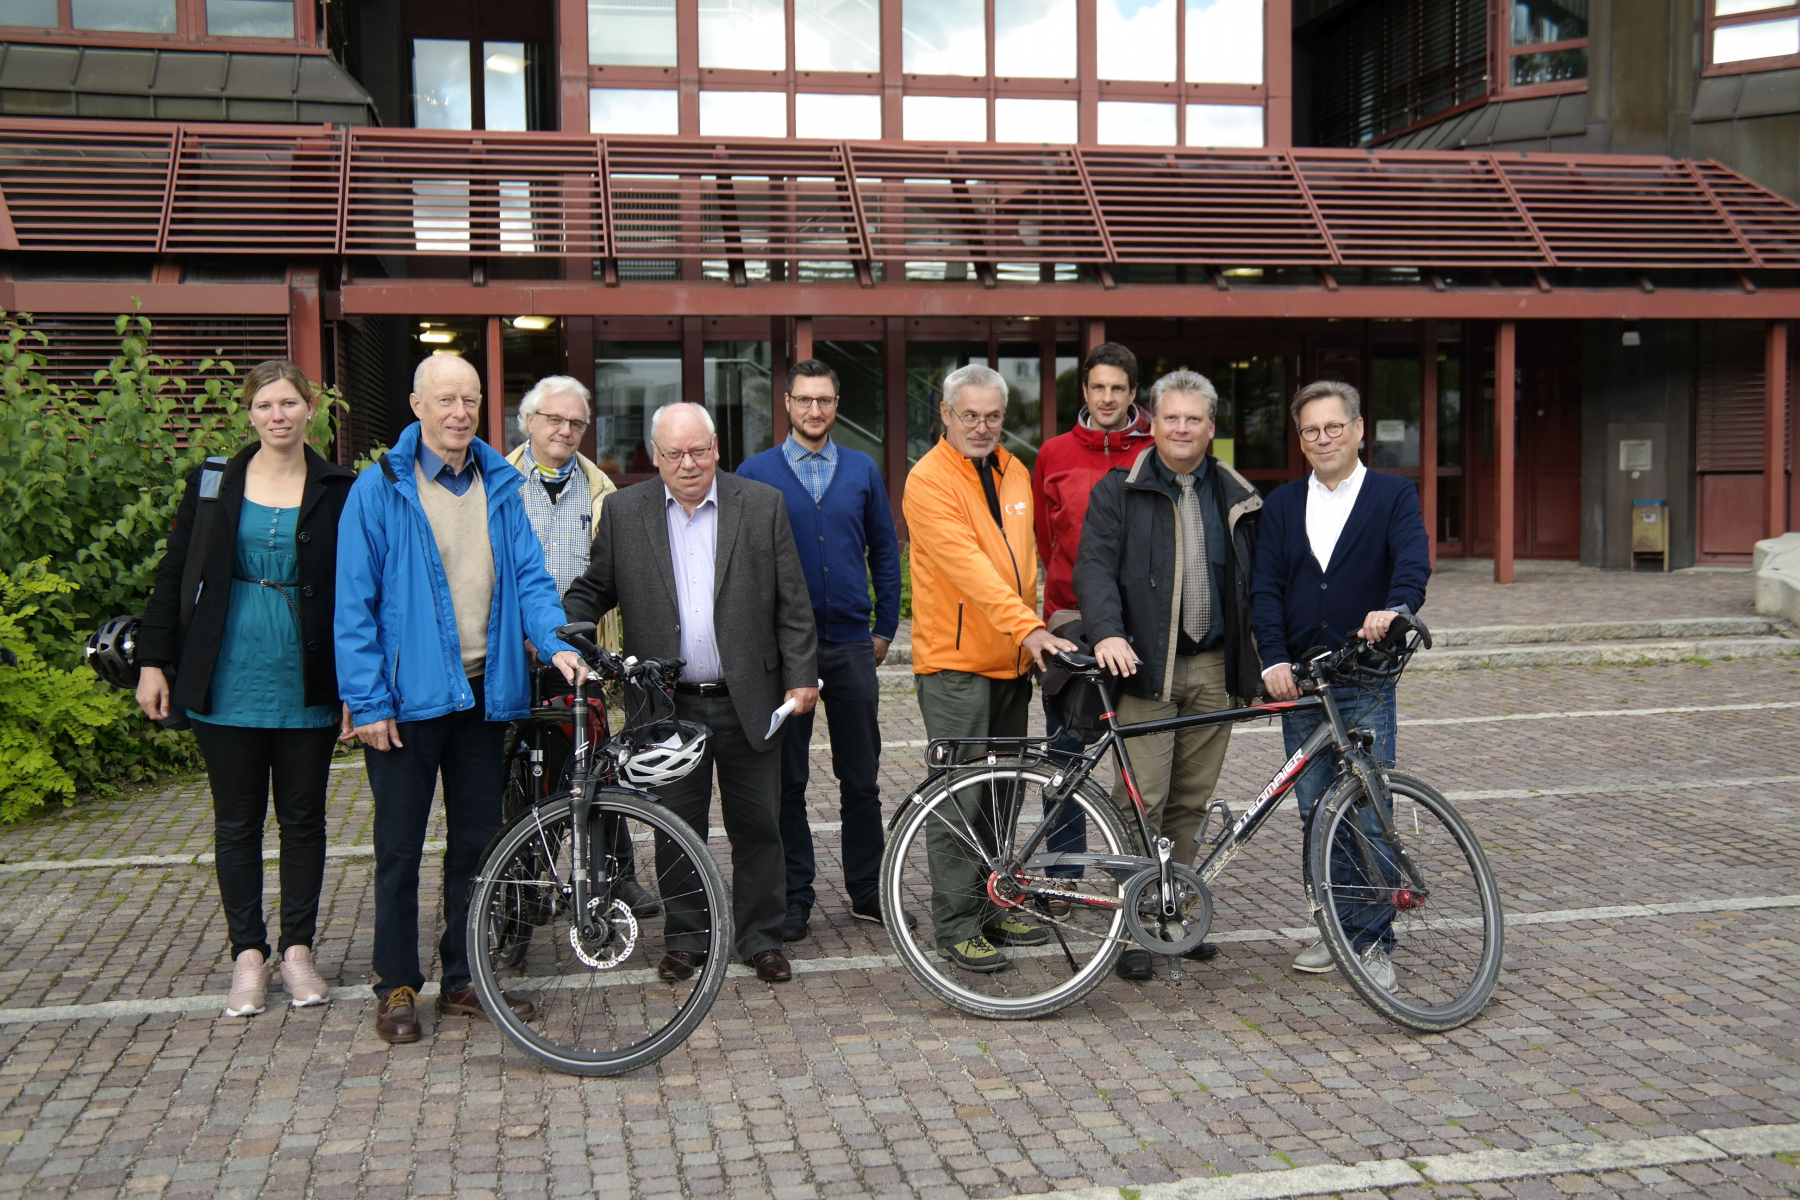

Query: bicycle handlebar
[555,622,684,689]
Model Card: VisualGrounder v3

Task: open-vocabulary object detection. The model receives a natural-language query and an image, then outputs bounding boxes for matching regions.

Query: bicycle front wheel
[880,763,1135,1020]
[467,790,732,1076]
[1309,769,1504,1032]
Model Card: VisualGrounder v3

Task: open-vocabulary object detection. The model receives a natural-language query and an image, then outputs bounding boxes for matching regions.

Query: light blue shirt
[417,441,479,497]
[666,480,724,683]
[780,433,838,503]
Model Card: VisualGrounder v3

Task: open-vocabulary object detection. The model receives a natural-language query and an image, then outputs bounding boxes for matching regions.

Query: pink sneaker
[224,949,269,1017]
[279,945,329,1008]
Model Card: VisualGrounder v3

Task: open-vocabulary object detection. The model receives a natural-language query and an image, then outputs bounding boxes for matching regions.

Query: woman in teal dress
[136,361,357,1019]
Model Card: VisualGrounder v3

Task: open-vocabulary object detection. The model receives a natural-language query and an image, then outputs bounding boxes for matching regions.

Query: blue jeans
[1282,681,1398,953]
[1040,695,1088,878]
[780,639,886,910]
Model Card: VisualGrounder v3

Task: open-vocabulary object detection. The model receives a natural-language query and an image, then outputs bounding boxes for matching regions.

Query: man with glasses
[1249,380,1430,992]
[564,402,819,984]
[738,360,903,942]
[903,364,1078,973]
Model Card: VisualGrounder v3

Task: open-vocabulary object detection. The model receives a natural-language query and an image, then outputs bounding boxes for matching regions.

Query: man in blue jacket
[1250,379,1430,992]
[336,354,585,1045]
[738,359,904,940]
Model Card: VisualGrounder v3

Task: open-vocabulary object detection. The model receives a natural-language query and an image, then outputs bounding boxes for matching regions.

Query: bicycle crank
[569,897,640,969]
[1119,863,1213,956]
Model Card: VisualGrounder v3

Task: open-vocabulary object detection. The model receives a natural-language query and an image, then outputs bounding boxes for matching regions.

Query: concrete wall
[1581,322,1698,569]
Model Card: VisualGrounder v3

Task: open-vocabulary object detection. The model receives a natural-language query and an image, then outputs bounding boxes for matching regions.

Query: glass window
[1186,103,1262,146]
[700,90,788,136]
[1511,0,1588,46]
[704,342,774,471]
[1511,46,1587,84]
[1369,344,1420,469]
[813,340,886,463]
[0,0,57,25]
[594,343,684,477]
[1186,0,1261,83]
[700,0,786,69]
[206,0,294,37]
[995,0,1077,78]
[1715,16,1800,61]
[796,92,883,138]
[796,0,881,72]
[903,0,987,75]
[71,0,175,31]
[413,40,473,131]
[995,97,1078,143]
[904,95,988,140]
[994,350,1075,467]
[484,43,529,132]
[906,344,988,463]
[590,88,680,133]
[1718,0,1795,12]
[1097,100,1176,145]
[1098,0,1176,81]
[1210,355,1287,471]
[589,0,677,66]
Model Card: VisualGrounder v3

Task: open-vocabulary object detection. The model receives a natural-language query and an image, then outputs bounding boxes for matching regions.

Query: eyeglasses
[949,408,1004,430]
[655,442,715,466]
[1298,421,1352,443]
[533,414,589,434]
[786,394,839,411]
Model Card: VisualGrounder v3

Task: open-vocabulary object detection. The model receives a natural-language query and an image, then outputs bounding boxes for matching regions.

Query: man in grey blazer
[564,402,819,983]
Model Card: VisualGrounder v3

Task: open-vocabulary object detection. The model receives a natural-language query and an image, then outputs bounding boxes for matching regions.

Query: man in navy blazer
[1249,379,1430,989]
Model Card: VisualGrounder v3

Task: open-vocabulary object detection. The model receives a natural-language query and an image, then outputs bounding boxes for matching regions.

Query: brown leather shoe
[749,948,792,983]
[375,986,422,1044]
[657,950,704,982]
[437,983,535,1022]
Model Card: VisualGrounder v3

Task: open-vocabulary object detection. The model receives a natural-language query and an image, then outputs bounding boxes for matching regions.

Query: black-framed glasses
[786,394,839,411]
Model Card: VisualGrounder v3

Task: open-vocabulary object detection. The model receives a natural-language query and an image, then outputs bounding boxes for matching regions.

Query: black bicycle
[466,622,732,1076]
[878,612,1504,1032]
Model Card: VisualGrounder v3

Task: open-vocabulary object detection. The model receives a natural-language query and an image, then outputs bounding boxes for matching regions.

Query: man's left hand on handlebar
[1358,609,1399,643]
[1093,636,1139,677]
[550,649,589,684]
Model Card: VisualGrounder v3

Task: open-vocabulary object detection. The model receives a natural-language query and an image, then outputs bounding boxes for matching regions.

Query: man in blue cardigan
[1249,379,1430,990]
[738,360,905,940]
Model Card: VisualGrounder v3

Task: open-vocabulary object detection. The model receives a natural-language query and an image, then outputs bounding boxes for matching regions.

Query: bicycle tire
[1308,770,1504,1032]
[880,763,1135,1020]
[467,790,732,1076]
[493,753,542,970]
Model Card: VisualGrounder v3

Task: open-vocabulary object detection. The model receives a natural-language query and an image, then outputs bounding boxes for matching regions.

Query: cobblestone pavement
[1,652,1797,1199]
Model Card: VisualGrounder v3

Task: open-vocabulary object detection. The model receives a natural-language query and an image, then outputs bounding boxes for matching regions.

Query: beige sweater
[414,461,496,677]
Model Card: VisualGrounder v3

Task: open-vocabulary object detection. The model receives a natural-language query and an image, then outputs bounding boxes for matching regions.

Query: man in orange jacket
[904,363,1078,973]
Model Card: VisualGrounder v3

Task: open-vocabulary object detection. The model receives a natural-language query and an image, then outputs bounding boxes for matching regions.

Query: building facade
[0,0,1795,573]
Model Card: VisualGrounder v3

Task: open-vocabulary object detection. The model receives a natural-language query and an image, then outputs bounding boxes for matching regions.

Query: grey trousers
[1111,649,1233,868]
[914,670,1033,948]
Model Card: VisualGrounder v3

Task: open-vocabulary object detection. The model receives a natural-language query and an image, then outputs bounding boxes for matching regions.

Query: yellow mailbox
[1630,499,1668,572]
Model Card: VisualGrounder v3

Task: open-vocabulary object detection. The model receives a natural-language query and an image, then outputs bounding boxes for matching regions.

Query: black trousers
[190,721,338,961]
[364,674,508,998]
[654,691,784,960]
[778,638,884,910]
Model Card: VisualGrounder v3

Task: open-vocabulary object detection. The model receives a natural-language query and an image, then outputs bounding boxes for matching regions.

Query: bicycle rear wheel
[1309,770,1504,1032]
[880,763,1136,1020]
[467,790,732,1076]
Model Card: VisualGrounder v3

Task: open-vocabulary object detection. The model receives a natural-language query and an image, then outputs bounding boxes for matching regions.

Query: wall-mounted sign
[1375,419,1406,442]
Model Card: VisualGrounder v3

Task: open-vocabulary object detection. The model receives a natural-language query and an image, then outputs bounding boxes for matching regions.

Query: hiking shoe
[941,936,1011,973]
[1359,944,1397,992]
[1292,940,1336,974]
[279,944,329,1008]
[224,949,269,1017]
[983,914,1050,947]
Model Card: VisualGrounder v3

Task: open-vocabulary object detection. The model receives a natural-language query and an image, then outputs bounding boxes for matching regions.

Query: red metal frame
[1704,0,1800,77]
[0,0,318,52]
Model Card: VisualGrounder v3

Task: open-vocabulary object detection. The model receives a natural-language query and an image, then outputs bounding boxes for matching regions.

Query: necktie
[1175,472,1210,645]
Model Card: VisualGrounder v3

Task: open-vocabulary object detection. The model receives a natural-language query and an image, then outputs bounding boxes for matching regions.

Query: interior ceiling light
[485,54,522,74]
[419,330,456,344]
[512,315,555,330]
[419,321,436,329]
[1222,267,1261,277]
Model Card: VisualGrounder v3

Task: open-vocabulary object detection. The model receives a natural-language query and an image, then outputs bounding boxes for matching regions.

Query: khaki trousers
[1110,649,1232,868]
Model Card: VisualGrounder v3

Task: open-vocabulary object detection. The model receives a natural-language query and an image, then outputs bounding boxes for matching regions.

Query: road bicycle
[877,612,1504,1032]
[466,622,731,1076]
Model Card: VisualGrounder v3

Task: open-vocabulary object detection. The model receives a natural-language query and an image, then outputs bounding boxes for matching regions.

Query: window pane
[704,342,774,472]
[1510,0,1587,46]
[1097,100,1176,145]
[796,0,881,72]
[413,39,473,130]
[590,88,680,133]
[700,0,786,69]
[1210,355,1286,471]
[594,343,683,477]
[904,94,987,140]
[903,0,986,75]
[0,0,57,25]
[1370,346,1420,469]
[1186,0,1262,83]
[700,90,788,136]
[206,0,294,37]
[995,97,1077,142]
[1185,103,1262,145]
[589,0,677,67]
[1098,0,1175,80]
[484,43,529,132]
[1510,46,1587,83]
[1717,0,1795,13]
[71,0,175,31]
[1714,16,1800,61]
[796,92,882,138]
[995,0,1077,77]
[813,341,886,463]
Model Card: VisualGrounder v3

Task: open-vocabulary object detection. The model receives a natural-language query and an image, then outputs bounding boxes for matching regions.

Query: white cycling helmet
[613,720,709,787]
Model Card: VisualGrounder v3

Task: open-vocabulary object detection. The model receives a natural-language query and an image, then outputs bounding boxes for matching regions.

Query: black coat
[1072,447,1263,703]
[138,443,356,715]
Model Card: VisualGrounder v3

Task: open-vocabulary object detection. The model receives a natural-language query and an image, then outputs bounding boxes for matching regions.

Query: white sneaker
[1292,940,1336,974]
[1359,944,1397,992]
[279,945,329,1008]
[224,949,270,1017]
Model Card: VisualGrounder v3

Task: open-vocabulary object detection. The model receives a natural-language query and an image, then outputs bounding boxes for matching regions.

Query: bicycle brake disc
[569,897,639,969]
[1120,864,1213,956]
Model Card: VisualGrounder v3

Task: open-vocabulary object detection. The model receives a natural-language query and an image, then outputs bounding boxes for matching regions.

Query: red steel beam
[0,281,291,313]
[1495,320,1516,585]
[1420,317,1438,569]
[485,315,505,451]
[1767,320,1789,538]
